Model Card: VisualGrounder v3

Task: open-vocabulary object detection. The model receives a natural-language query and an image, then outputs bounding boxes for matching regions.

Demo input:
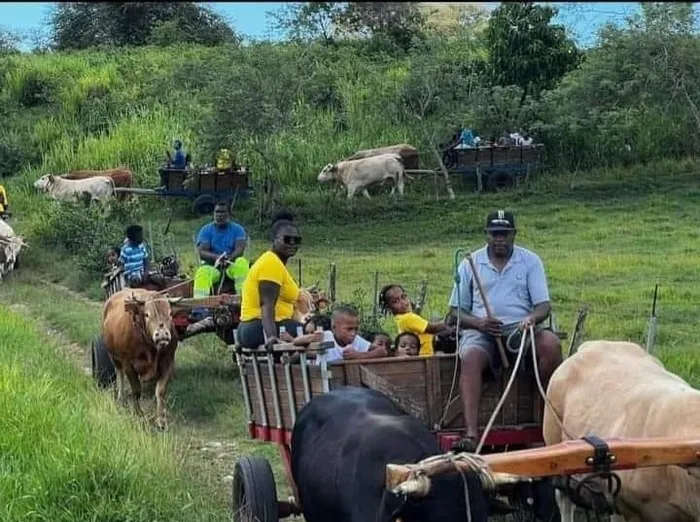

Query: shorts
[458,322,547,378]
[237,318,304,349]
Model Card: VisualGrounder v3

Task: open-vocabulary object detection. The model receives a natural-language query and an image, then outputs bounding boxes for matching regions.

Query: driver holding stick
[448,210,562,452]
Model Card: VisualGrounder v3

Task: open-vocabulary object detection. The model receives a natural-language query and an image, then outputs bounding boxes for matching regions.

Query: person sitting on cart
[193,200,249,299]
[380,283,454,356]
[395,332,421,357]
[290,305,389,364]
[119,225,151,288]
[448,210,562,453]
[170,140,187,169]
[237,209,306,350]
[106,246,120,270]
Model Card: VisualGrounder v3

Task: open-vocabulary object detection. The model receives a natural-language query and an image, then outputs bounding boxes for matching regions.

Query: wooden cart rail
[386,437,700,493]
[234,341,543,445]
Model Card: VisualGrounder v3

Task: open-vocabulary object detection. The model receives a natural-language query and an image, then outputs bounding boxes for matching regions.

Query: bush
[25,198,144,277]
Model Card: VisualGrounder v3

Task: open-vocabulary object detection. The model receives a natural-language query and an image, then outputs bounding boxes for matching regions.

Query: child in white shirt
[292,305,388,363]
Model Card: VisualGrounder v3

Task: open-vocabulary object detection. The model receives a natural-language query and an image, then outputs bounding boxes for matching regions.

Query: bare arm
[197,242,220,264]
[229,238,247,261]
[259,281,281,343]
[425,320,452,334]
[528,302,551,325]
[344,345,388,360]
[448,307,483,331]
[292,331,324,346]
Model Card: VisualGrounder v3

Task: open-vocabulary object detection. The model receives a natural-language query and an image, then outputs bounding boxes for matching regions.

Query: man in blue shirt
[447,210,562,452]
[171,140,187,169]
[193,200,249,298]
[119,225,150,287]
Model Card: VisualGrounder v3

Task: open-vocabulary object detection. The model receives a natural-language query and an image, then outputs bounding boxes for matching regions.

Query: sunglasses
[283,235,302,246]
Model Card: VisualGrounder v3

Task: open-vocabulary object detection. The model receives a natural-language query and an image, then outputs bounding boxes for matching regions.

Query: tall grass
[0,307,225,522]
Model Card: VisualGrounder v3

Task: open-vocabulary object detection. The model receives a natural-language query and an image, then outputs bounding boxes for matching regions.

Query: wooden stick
[386,437,700,492]
[466,254,509,369]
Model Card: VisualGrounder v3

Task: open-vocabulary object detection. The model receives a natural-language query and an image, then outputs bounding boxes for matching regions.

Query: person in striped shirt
[118,225,151,287]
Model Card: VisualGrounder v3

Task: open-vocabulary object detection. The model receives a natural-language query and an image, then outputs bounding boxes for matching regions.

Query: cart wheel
[91,335,116,389]
[192,194,216,216]
[232,455,279,522]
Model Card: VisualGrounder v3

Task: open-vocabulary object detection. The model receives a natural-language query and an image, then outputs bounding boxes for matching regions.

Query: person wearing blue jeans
[448,210,562,452]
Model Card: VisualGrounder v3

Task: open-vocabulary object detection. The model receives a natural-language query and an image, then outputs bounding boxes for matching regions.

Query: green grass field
[2,157,700,520]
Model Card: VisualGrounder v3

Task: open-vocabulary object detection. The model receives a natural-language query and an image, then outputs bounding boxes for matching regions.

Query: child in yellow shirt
[379,284,453,356]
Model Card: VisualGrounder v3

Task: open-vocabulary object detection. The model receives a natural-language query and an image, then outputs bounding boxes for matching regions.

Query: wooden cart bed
[236,347,544,450]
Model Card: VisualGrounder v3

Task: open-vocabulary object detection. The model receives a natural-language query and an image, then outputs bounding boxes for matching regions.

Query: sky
[0,2,684,50]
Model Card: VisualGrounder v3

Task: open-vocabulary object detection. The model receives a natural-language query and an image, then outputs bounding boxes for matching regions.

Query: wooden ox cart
[231,337,552,522]
[232,336,700,522]
[115,164,252,216]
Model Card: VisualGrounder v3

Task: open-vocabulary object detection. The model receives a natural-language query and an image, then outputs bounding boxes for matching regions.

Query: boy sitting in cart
[119,225,151,288]
[290,305,388,364]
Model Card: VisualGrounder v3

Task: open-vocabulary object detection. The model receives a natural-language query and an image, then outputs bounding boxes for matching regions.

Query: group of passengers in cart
[106,200,562,452]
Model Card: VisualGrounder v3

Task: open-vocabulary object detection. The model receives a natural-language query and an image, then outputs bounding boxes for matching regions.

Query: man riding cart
[449,210,563,453]
[186,200,249,337]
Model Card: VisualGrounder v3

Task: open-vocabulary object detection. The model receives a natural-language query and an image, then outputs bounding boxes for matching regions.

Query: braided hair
[378,284,404,316]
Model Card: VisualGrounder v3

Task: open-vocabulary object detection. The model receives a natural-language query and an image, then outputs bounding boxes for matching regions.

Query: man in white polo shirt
[448,210,562,452]
[316,305,388,364]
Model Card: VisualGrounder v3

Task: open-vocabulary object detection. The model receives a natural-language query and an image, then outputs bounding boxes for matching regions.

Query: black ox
[291,386,490,522]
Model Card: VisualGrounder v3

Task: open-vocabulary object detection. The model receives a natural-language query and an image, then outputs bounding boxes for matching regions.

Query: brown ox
[62,168,133,200]
[544,340,700,522]
[101,288,180,430]
[345,143,420,171]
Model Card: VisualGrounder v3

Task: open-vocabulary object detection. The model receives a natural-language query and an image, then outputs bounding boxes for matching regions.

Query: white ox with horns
[317,153,405,200]
[34,174,115,203]
[544,340,700,522]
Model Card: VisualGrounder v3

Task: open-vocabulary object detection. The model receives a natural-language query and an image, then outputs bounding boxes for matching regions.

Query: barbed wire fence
[294,248,697,353]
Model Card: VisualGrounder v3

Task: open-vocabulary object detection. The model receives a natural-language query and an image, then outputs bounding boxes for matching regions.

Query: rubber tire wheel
[232,455,279,522]
[192,194,217,216]
[488,171,513,191]
[91,336,116,389]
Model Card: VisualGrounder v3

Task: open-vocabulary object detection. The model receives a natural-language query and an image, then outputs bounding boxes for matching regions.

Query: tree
[0,27,21,54]
[49,2,239,50]
[337,2,427,53]
[270,2,344,44]
[486,2,581,101]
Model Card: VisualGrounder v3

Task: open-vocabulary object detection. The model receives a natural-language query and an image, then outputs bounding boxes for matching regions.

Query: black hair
[378,284,404,316]
[215,199,230,210]
[125,225,143,242]
[395,331,421,353]
[332,304,359,320]
[270,208,299,240]
[367,331,391,343]
[304,313,331,332]
[107,245,120,255]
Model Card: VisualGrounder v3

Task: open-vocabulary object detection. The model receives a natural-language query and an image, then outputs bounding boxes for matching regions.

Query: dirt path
[9,302,91,376]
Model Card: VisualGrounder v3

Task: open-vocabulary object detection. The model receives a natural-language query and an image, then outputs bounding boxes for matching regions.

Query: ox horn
[386,465,525,498]
[165,296,183,305]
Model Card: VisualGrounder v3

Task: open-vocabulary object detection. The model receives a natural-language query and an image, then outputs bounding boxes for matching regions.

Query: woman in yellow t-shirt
[379,284,454,356]
[238,210,303,349]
